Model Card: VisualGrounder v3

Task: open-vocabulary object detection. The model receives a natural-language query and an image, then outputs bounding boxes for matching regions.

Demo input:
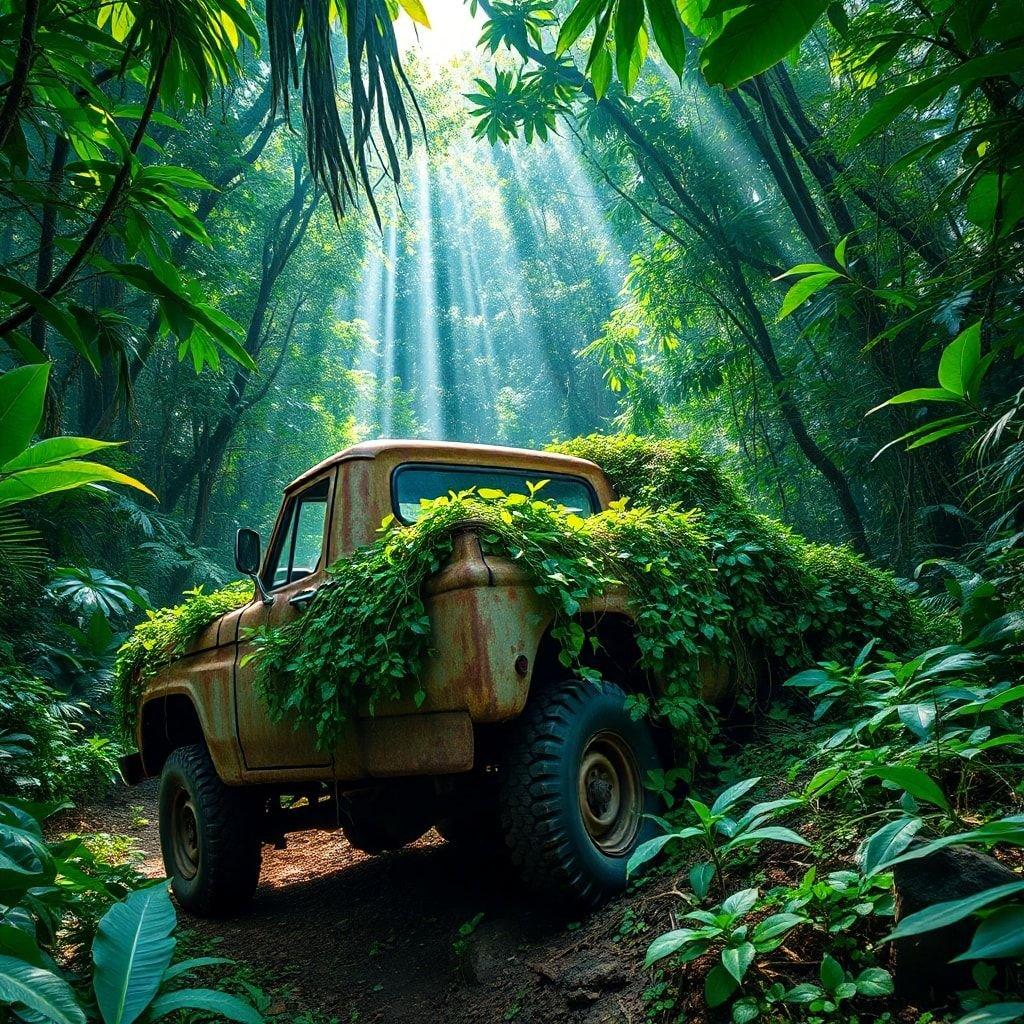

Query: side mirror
[235,527,261,575]
[235,528,273,605]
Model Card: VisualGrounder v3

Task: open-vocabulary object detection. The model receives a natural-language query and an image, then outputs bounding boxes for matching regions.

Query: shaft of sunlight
[546,136,630,297]
[415,153,444,438]
[350,235,385,437]
[381,220,399,436]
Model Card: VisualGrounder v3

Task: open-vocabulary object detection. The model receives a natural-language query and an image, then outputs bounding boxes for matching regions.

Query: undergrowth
[113,436,945,753]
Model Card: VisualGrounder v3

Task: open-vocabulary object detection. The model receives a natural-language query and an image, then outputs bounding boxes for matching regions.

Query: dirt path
[61,782,652,1024]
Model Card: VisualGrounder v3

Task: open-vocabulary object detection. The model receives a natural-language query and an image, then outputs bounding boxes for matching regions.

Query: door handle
[289,588,318,608]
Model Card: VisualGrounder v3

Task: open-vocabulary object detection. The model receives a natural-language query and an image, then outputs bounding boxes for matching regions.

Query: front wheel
[158,744,262,917]
[499,678,662,908]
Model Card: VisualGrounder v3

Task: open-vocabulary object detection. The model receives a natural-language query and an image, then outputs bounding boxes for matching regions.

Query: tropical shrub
[0,671,119,801]
[632,603,1023,1022]
[0,364,153,512]
[0,798,263,1024]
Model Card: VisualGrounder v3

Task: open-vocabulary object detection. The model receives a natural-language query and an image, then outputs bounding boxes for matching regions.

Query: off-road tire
[158,744,262,917]
[499,678,662,907]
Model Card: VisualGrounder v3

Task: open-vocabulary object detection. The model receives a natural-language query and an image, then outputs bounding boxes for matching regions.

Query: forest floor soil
[60,780,657,1024]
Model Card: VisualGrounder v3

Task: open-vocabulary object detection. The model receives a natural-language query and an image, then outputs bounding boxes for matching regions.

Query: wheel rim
[171,789,200,880]
[577,730,642,857]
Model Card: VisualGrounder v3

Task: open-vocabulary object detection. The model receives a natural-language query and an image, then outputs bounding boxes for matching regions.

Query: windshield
[392,464,598,523]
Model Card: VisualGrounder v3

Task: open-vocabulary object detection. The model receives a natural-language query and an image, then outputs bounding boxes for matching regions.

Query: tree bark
[0,0,39,151]
[0,32,172,338]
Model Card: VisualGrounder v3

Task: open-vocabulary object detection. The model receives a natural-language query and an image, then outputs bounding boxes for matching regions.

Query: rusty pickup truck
[124,440,729,914]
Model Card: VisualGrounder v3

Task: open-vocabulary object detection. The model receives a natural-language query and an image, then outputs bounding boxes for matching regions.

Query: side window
[265,478,331,588]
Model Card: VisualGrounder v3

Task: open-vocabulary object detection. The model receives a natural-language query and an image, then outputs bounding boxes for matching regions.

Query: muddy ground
[61,782,661,1024]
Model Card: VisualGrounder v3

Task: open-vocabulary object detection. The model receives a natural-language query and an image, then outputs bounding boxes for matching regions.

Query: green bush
[0,671,120,802]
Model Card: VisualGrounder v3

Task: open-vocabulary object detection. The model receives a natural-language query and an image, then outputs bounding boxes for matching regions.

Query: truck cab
[130,440,706,914]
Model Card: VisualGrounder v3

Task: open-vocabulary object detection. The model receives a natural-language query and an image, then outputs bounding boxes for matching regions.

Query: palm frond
[266,0,424,222]
[0,510,47,588]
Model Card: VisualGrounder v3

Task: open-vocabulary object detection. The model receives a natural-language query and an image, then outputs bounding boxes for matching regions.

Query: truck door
[233,472,334,771]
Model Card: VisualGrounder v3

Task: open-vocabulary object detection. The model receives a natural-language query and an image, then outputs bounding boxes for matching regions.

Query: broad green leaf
[0,364,49,467]
[711,776,761,815]
[906,421,975,450]
[93,886,177,1024]
[0,461,156,509]
[145,988,263,1024]
[776,271,842,322]
[626,829,698,875]
[820,953,844,994]
[752,912,804,945]
[705,963,739,1008]
[966,172,1024,237]
[721,887,759,917]
[591,47,613,99]
[556,0,608,54]
[689,861,715,899]
[833,234,850,268]
[2,437,121,473]
[0,955,85,1024]
[722,941,756,983]
[732,997,760,1024]
[860,816,922,876]
[160,957,234,984]
[647,0,687,76]
[786,982,824,1004]
[855,967,893,997]
[885,882,1024,943]
[645,927,701,966]
[615,0,646,90]
[397,0,431,27]
[878,817,1024,873]
[701,0,828,89]
[897,703,936,739]
[953,905,1024,961]
[0,278,94,369]
[953,1003,1024,1024]
[872,387,961,410]
[869,766,950,813]
[729,826,809,849]
[937,322,982,399]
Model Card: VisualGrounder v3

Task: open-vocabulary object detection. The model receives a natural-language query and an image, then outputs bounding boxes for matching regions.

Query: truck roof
[286,438,611,495]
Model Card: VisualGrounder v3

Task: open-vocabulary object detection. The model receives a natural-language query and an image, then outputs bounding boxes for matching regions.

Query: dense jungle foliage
[1,0,1022,1023]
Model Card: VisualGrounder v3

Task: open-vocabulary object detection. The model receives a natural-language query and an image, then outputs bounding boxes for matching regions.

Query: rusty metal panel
[360,711,474,777]
[142,642,244,783]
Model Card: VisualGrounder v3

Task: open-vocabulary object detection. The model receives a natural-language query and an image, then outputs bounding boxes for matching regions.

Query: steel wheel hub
[171,791,200,880]
[577,730,642,857]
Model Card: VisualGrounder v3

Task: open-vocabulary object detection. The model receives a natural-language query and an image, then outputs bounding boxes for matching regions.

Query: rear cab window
[392,463,598,523]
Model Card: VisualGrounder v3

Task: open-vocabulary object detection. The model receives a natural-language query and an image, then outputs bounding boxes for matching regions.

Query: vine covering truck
[121,440,732,914]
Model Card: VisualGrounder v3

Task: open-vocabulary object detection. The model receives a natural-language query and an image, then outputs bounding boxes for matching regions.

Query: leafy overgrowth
[117,437,941,757]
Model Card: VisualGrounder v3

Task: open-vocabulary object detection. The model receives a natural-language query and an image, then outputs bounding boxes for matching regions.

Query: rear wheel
[499,678,662,908]
[158,744,262,917]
